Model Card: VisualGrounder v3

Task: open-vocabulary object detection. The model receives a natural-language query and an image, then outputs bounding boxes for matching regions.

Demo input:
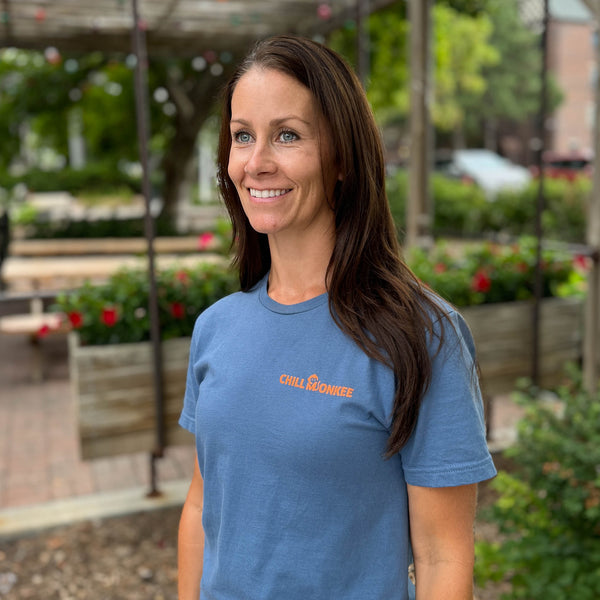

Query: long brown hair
[216,35,447,457]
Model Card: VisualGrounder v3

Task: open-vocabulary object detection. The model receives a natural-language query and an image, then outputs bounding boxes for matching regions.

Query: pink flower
[101,307,118,327]
[434,263,447,273]
[471,270,492,293]
[170,302,186,319]
[317,3,332,20]
[197,232,215,251]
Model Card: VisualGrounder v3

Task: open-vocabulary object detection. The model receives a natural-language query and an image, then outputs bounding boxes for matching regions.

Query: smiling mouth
[249,188,291,199]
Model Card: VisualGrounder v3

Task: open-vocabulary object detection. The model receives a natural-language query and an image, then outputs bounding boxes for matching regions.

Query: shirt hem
[178,413,195,434]
[404,457,497,488]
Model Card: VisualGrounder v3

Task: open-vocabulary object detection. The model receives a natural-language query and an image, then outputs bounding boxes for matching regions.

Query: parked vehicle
[435,149,532,199]
[529,151,592,181]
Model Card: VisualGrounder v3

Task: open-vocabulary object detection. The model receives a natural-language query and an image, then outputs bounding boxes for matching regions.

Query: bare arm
[178,456,205,600]
[407,483,478,600]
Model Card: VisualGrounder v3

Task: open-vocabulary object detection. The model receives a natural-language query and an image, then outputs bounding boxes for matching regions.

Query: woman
[178,35,496,600]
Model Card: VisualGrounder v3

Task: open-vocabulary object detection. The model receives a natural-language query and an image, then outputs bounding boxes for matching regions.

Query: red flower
[574,254,590,271]
[37,324,50,338]
[516,261,529,273]
[68,311,84,329]
[175,270,189,284]
[197,232,215,251]
[101,307,118,327]
[170,302,186,319]
[471,270,492,293]
[434,263,447,273]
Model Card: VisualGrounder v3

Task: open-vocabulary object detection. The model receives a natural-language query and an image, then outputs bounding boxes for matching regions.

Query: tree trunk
[159,60,240,221]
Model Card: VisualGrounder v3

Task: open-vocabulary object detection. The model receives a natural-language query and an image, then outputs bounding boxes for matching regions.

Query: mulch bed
[0,454,513,600]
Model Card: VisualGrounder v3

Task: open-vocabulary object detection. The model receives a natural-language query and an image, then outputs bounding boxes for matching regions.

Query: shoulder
[422,292,476,363]
[190,286,259,347]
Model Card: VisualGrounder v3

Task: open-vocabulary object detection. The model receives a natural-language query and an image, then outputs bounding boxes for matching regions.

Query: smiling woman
[178,35,496,600]
[227,67,338,261]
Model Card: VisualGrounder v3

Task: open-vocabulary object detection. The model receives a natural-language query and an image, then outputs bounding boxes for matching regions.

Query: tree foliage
[462,0,563,141]
[331,0,560,146]
[0,45,244,213]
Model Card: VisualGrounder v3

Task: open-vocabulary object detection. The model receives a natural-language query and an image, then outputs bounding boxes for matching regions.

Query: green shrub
[475,369,600,599]
[493,178,589,243]
[386,168,489,238]
[13,163,142,195]
[384,169,589,243]
[23,213,178,239]
[431,174,489,236]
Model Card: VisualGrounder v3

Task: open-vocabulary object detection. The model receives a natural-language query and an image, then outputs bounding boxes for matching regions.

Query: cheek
[227,153,242,184]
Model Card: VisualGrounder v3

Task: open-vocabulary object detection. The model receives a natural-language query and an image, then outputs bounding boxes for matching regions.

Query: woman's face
[227,67,338,241]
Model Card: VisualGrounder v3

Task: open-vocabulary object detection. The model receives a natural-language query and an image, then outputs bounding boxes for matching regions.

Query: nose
[244,140,276,176]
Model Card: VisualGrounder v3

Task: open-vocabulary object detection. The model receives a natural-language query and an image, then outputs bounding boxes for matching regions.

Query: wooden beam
[406,0,433,249]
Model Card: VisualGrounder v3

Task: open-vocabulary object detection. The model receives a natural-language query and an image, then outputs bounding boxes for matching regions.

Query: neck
[266,230,334,305]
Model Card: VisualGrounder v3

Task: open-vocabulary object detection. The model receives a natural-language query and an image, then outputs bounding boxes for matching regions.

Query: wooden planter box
[69,334,193,459]
[69,297,584,459]
[461,296,584,397]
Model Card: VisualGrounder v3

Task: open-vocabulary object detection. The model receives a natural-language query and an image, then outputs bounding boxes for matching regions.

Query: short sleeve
[178,317,203,434]
[400,309,497,487]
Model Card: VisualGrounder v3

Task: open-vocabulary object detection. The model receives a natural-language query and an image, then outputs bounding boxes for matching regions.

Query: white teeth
[249,188,289,198]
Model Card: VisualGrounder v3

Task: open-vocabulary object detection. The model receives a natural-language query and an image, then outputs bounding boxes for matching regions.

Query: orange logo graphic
[279,373,354,398]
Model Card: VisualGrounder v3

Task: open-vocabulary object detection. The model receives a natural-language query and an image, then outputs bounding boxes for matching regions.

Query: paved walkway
[0,325,522,535]
[0,332,196,511]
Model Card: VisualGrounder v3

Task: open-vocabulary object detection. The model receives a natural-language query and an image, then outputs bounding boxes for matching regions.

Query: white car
[436,149,532,199]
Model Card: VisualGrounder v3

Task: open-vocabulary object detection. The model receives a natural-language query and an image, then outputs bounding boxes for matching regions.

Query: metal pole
[131,0,165,496]
[406,0,432,250]
[531,0,549,387]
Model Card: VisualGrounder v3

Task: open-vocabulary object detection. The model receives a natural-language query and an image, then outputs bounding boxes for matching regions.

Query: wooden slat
[69,334,192,458]
[461,297,583,396]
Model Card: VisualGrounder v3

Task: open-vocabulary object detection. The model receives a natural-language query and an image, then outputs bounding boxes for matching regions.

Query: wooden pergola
[1,0,393,55]
[1,0,397,494]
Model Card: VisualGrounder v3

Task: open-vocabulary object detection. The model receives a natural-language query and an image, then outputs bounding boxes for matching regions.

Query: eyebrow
[230,116,312,128]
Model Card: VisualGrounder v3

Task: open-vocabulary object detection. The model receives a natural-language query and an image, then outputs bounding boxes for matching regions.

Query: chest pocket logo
[279,373,354,398]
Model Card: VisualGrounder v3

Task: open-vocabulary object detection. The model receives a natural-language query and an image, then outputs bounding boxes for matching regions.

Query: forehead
[230,67,318,121]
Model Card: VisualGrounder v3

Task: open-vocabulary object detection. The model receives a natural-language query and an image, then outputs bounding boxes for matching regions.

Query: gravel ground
[0,507,181,600]
[0,467,509,600]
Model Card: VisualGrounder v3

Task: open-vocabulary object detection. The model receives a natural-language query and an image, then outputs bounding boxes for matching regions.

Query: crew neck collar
[258,274,328,315]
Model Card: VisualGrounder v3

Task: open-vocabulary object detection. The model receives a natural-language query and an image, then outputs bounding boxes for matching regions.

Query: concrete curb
[0,479,189,539]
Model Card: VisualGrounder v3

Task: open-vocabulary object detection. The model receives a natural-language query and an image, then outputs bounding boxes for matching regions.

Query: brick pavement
[0,331,196,510]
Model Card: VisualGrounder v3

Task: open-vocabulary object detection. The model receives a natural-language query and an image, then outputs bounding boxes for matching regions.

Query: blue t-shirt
[179,275,496,600]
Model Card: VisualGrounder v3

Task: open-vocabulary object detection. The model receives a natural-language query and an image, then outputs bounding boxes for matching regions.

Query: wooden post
[582,0,600,393]
[532,0,549,387]
[406,0,433,249]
